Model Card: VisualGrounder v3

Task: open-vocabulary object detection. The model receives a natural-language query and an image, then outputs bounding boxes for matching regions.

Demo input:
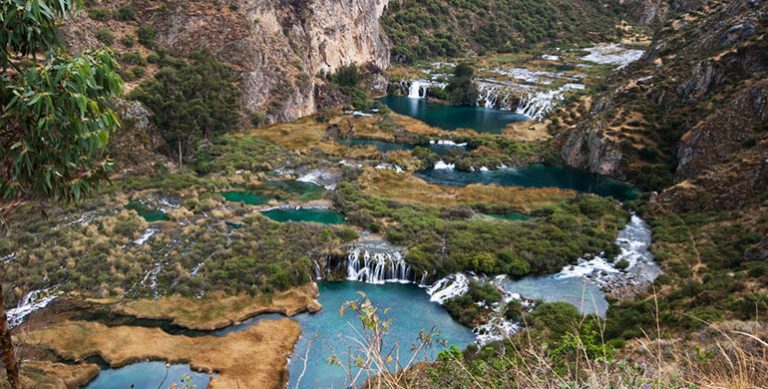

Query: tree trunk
[0,285,20,389]
[177,139,183,167]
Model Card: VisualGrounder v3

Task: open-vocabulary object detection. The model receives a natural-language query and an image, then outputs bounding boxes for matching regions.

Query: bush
[130,66,146,79]
[95,29,114,45]
[444,63,479,106]
[114,4,136,21]
[250,112,266,127]
[138,26,156,47]
[89,7,111,21]
[130,50,241,163]
[615,259,630,270]
[330,65,372,110]
[525,302,582,339]
[120,36,135,47]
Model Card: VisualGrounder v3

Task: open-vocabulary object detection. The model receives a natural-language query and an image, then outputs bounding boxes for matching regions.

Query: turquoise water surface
[220,190,271,205]
[86,361,211,389]
[126,201,169,222]
[288,281,475,388]
[416,164,639,201]
[262,208,346,224]
[379,96,528,133]
[504,276,608,316]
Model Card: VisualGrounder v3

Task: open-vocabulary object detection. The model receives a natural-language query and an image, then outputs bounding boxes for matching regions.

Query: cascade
[346,248,413,284]
[556,214,660,288]
[516,83,585,121]
[426,273,522,344]
[315,239,416,284]
[7,288,58,328]
[408,80,428,98]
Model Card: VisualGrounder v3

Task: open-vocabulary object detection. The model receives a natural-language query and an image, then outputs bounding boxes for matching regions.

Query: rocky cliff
[64,0,390,123]
[559,0,768,210]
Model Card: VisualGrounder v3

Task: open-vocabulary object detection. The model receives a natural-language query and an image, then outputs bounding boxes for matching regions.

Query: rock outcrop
[559,0,768,210]
[64,0,390,124]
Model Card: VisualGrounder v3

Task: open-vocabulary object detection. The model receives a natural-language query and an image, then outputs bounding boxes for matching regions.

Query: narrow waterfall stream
[408,80,429,98]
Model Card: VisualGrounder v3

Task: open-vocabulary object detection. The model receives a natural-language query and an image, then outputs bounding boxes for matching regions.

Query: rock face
[65,0,390,124]
[559,0,768,210]
[561,120,624,177]
[154,0,390,123]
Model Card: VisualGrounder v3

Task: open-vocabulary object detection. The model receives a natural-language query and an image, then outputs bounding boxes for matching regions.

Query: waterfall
[7,288,58,328]
[315,239,416,284]
[346,248,413,284]
[516,83,585,121]
[408,80,428,99]
[426,273,522,344]
[134,227,159,245]
[426,273,469,303]
[556,214,660,287]
[477,86,498,108]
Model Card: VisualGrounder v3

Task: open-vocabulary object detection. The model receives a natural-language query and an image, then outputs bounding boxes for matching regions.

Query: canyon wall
[64,0,390,123]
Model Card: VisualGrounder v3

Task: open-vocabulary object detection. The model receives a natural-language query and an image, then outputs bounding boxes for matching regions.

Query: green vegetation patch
[382,0,624,63]
[334,181,629,278]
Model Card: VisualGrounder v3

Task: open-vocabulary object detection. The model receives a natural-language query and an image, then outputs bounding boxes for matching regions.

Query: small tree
[445,63,479,106]
[321,292,442,388]
[0,0,123,387]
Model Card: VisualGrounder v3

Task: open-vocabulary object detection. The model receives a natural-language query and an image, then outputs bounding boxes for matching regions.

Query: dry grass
[358,169,574,211]
[416,302,767,389]
[250,113,343,150]
[115,283,321,330]
[13,360,100,389]
[23,319,301,389]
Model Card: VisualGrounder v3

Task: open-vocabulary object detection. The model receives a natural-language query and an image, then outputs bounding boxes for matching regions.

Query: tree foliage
[445,63,479,106]
[1,0,123,209]
[1,0,123,386]
[130,51,241,163]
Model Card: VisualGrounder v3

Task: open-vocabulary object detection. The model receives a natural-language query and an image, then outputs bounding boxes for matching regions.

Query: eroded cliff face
[65,0,390,124]
[158,0,389,122]
[559,0,768,210]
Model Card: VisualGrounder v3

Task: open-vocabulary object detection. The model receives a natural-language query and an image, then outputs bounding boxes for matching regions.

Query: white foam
[433,160,455,170]
[297,169,339,190]
[134,227,159,245]
[375,163,404,173]
[7,289,58,328]
[556,215,659,287]
[426,273,469,304]
[430,140,468,147]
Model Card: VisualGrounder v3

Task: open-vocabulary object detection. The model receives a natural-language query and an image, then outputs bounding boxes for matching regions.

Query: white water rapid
[7,288,59,328]
[408,80,429,98]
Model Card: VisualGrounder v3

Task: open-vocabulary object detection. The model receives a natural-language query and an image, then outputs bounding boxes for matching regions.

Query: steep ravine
[558,0,767,210]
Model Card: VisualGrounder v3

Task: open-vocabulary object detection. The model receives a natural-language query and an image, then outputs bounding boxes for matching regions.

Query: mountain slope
[63,0,391,123]
[382,0,632,63]
[558,0,767,211]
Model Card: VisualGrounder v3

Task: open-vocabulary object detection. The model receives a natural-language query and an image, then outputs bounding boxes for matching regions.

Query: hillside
[558,0,767,207]
[3,0,768,388]
[62,0,390,124]
[382,0,636,63]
